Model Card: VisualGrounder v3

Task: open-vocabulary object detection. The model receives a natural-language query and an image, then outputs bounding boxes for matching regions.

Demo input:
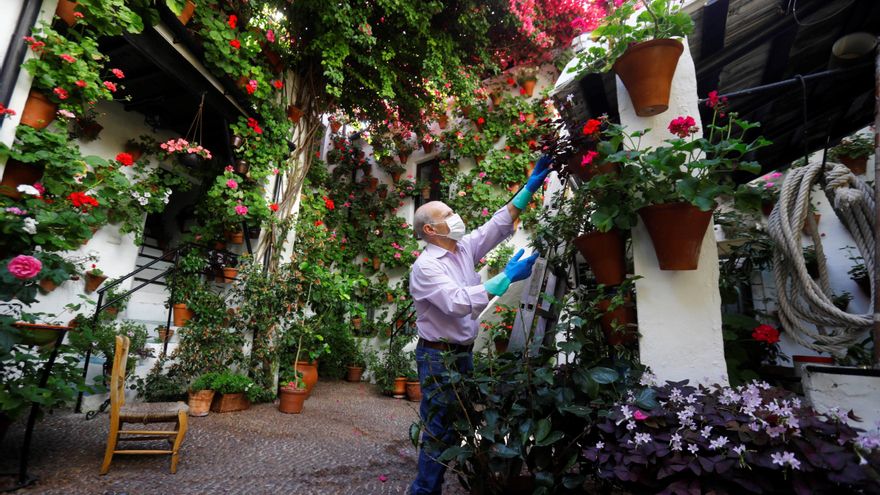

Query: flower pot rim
[616,38,684,60]
[639,201,714,213]
[280,386,308,394]
[13,322,72,331]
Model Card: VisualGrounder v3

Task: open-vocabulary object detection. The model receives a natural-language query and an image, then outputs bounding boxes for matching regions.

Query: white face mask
[433,213,466,241]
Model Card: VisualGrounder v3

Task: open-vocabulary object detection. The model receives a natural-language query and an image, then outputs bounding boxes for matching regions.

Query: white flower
[16,184,39,196]
[73,174,84,184]
[626,421,636,431]
[687,443,699,454]
[733,444,747,455]
[22,217,38,234]
[700,426,712,439]
[709,436,729,450]
[634,432,652,446]
[143,191,151,198]
[595,441,604,450]
[771,451,801,470]
[137,197,149,206]
[639,372,658,387]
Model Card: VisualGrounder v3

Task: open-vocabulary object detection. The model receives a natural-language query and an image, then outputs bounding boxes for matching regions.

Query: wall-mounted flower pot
[330,121,342,133]
[55,0,80,26]
[378,187,388,199]
[287,105,303,123]
[366,177,379,192]
[494,338,509,354]
[346,366,364,382]
[0,160,44,200]
[234,159,249,175]
[177,0,196,25]
[226,229,244,244]
[406,381,422,402]
[398,152,410,164]
[392,377,407,398]
[352,316,362,330]
[295,361,319,398]
[761,200,775,217]
[222,267,238,282]
[12,322,68,348]
[188,389,215,417]
[231,135,244,148]
[438,114,448,129]
[613,38,684,117]
[853,274,870,296]
[74,119,103,142]
[490,92,504,107]
[372,257,381,270]
[261,43,284,74]
[838,156,867,175]
[391,171,403,182]
[802,213,821,236]
[177,152,204,169]
[474,154,484,165]
[520,79,537,97]
[278,386,307,413]
[422,142,434,154]
[124,142,144,162]
[573,229,627,286]
[20,90,57,129]
[638,202,713,270]
[210,392,250,413]
[421,186,431,200]
[105,306,119,318]
[172,303,193,327]
[247,226,261,239]
[84,272,107,293]
[597,298,637,346]
[158,326,174,342]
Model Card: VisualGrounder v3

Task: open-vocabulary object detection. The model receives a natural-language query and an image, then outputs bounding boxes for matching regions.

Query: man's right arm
[410,262,489,320]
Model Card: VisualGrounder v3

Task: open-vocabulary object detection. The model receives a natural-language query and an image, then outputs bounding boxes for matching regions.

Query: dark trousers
[410,346,473,495]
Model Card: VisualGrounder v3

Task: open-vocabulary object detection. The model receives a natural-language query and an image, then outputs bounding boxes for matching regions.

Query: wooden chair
[100,335,189,474]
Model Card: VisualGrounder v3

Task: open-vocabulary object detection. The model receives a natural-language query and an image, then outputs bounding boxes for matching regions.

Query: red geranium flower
[752,324,780,344]
[53,87,69,100]
[103,81,117,92]
[228,14,238,29]
[75,80,86,88]
[314,220,323,226]
[68,191,99,210]
[269,203,279,212]
[476,117,485,125]
[115,152,134,166]
[272,80,283,90]
[322,196,335,210]
[230,39,241,49]
[582,119,601,136]
[668,116,697,138]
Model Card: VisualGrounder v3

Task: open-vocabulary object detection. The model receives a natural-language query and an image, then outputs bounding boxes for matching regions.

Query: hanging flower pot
[38,278,59,294]
[597,298,637,346]
[372,257,381,270]
[838,156,867,175]
[55,0,79,26]
[422,141,434,154]
[20,90,57,129]
[391,171,402,182]
[572,229,627,286]
[406,380,422,402]
[188,390,215,417]
[173,303,193,327]
[520,78,537,97]
[222,267,238,283]
[0,160,44,199]
[330,121,342,133]
[74,118,104,142]
[346,366,364,382]
[421,186,431,199]
[84,272,107,293]
[613,39,684,117]
[352,316,362,330]
[278,386,307,413]
[287,105,303,123]
[295,361,319,398]
[802,213,821,236]
[231,134,244,148]
[158,326,174,342]
[177,0,196,25]
[638,202,714,270]
[490,92,504,107]
[398,152,410,163]
[234,159,249,175]
[366,177,379,192]
[392,377,407,398]
[177,152,204,169]
[226,229,244,244]
[438,114,448,129]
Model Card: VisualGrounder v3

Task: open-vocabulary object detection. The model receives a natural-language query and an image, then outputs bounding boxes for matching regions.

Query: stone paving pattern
[0,381,468,494]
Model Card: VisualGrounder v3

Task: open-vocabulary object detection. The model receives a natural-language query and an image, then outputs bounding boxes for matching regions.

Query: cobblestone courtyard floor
[0,381,468,494]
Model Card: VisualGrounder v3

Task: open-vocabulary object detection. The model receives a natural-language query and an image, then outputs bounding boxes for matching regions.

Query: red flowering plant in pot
[721,313,787,386]
[632,102,770,270]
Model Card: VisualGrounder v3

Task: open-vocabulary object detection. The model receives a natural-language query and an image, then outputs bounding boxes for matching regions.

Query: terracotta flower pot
[173,303,193,327]
[597,298,637,346]
[0,159,44,199]
[75,119,103,142]
[378,188,388,199]
[490,92,504,107]
[572,229,627,286]
[352,317,362,330]
[372,257,381,270]
[839,156,867,175]
[188,390,215,417]
[210,392,250,413]
[20,90,57,129]
[38,279,59,294]
[406,381,422,402]
[638,202,714,270]
[84,272,107,293]
[222,267,238,282]
[366,177,379,192]
[124,143,144,162]
[398,153,410,163]
[613,39,684,117]
[330,121,342,133]
[421,186,431,200]
[438,114,448,129]
[12,322,69,348]
[391,171,402,182]
[520,79,537,97]
[392,377,407,398]
[346,366,364,382]
[55,0,79,26]
[287,105,303,123]
[422,142,434,154]
[226,230,244,244]
[234,159,249,175]
[177,0,196,25]
[494,338,509,354]
[802,213,821,236]
[295,361,319,398]
[158,327,174,342]
[278,386,307,413]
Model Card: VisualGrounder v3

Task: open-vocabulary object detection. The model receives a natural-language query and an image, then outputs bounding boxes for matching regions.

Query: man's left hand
[524,155,552,193]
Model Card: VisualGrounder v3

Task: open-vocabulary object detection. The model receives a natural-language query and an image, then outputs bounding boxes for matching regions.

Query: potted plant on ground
[188,372,219,417]
[574,0,694,116]
[830,133,873,175]
[404,366,421,402]
[209,371,258,413]
[347,338,367,382]
[278,372,308,414]
[633,107,769,270]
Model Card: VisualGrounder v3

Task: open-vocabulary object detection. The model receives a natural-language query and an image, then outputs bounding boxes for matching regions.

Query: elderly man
[408,156,550,494]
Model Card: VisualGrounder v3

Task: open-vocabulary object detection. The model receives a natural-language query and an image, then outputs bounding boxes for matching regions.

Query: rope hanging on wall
[767,162,874,356]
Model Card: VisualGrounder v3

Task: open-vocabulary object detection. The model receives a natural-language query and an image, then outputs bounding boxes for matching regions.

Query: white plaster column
[617,38,729,386]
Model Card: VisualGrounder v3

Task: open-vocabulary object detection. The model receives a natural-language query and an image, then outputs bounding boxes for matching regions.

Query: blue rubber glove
[484,248,540,296]
[512,154,552,209]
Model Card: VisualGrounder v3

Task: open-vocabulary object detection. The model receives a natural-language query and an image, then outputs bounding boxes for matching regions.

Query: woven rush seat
[120,402,189,423]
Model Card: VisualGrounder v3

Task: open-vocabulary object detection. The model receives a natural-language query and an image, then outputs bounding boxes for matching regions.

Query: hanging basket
[613,39,684,117]
[177,152,204,169]
[573,229,627,286]
[638,202,713,270]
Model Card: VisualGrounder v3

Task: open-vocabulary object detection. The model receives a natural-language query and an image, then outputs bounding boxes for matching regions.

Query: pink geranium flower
[234,204,248,215]
[226,179,239,189]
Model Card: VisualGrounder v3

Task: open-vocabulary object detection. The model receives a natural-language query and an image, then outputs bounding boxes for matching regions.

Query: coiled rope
[767,162,874,356]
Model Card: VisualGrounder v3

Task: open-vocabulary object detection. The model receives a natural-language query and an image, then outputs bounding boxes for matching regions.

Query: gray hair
[413,201,443,239]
